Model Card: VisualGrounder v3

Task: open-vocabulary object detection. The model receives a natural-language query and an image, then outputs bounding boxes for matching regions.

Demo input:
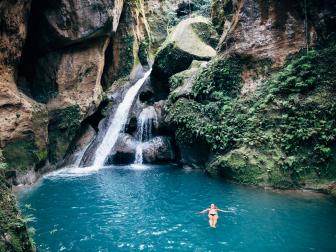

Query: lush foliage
[0,173,35,251]
[166,43,336,187]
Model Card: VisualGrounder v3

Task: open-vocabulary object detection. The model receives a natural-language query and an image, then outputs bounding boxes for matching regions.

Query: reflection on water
[17,165,336,252]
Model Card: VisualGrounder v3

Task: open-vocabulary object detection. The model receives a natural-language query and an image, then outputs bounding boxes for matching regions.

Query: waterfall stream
[134,106,158,164]
[91,70,152,168]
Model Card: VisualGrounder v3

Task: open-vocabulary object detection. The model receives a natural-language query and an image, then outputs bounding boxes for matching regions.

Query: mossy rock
[48,105,81,163]
[153,16,217,79]
[207,147,293,188]
[2,136,46,172]
[169,60,207,101]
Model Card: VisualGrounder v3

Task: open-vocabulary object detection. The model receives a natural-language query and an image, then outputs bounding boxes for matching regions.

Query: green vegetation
[165,0,212,30]
[0,172,35,252]
[2,137,41,171]
[119,33,135,78]
[166,42,336,188]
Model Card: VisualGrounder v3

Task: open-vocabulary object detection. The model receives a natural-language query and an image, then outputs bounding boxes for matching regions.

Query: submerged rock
[153,16,218,79]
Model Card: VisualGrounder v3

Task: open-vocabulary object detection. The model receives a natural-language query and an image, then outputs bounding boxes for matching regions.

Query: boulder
[153,16,218,79]
[142,136,176,163]
[144,0,180,50]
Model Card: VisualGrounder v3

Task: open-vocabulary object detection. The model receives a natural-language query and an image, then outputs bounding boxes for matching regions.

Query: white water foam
[134,106,158,164]
[92,70,152,168]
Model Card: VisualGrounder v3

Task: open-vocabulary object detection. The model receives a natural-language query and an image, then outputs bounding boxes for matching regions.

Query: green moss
[119,34,135,78]
[48,106,81,163]
[153,43,195,79]
[207,147,293,188]
[211,0,233,34]
[2,137,39,171]
[138,39,149,66]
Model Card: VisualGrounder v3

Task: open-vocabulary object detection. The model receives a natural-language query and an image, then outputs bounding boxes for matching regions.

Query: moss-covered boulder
[207,147,293,189]
[153,16,218,79]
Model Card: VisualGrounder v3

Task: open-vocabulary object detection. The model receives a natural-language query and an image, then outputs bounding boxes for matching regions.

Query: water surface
[17,165,336,251]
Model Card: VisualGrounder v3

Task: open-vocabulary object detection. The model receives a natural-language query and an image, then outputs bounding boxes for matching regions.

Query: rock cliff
[164,0,336,193]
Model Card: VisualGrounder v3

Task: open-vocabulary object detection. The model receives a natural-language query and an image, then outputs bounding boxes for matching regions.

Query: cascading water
[92,70,152,168]
[134,106,158,164]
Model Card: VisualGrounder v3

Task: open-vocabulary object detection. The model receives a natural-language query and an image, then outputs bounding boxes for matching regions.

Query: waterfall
[134,106,158,164]
[92,70,152,168]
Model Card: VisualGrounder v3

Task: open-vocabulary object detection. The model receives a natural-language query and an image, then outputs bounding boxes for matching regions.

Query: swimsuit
[210,213,217,216]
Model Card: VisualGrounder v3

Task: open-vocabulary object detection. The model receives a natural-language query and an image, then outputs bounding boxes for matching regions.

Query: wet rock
[153,16,218,79]
[125,117,138,134]
[142,136,175,163]
[176,1,195,17]
[63,124,96,166]
[106,133,137,164]
[139,90,155,104]
[153,100,171,135]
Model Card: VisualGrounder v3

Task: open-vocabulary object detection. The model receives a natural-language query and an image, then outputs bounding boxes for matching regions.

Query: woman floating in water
[199,204,226,228]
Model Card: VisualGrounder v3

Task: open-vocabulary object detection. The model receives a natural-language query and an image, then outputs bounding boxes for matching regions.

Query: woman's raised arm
[198,208,209,214]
